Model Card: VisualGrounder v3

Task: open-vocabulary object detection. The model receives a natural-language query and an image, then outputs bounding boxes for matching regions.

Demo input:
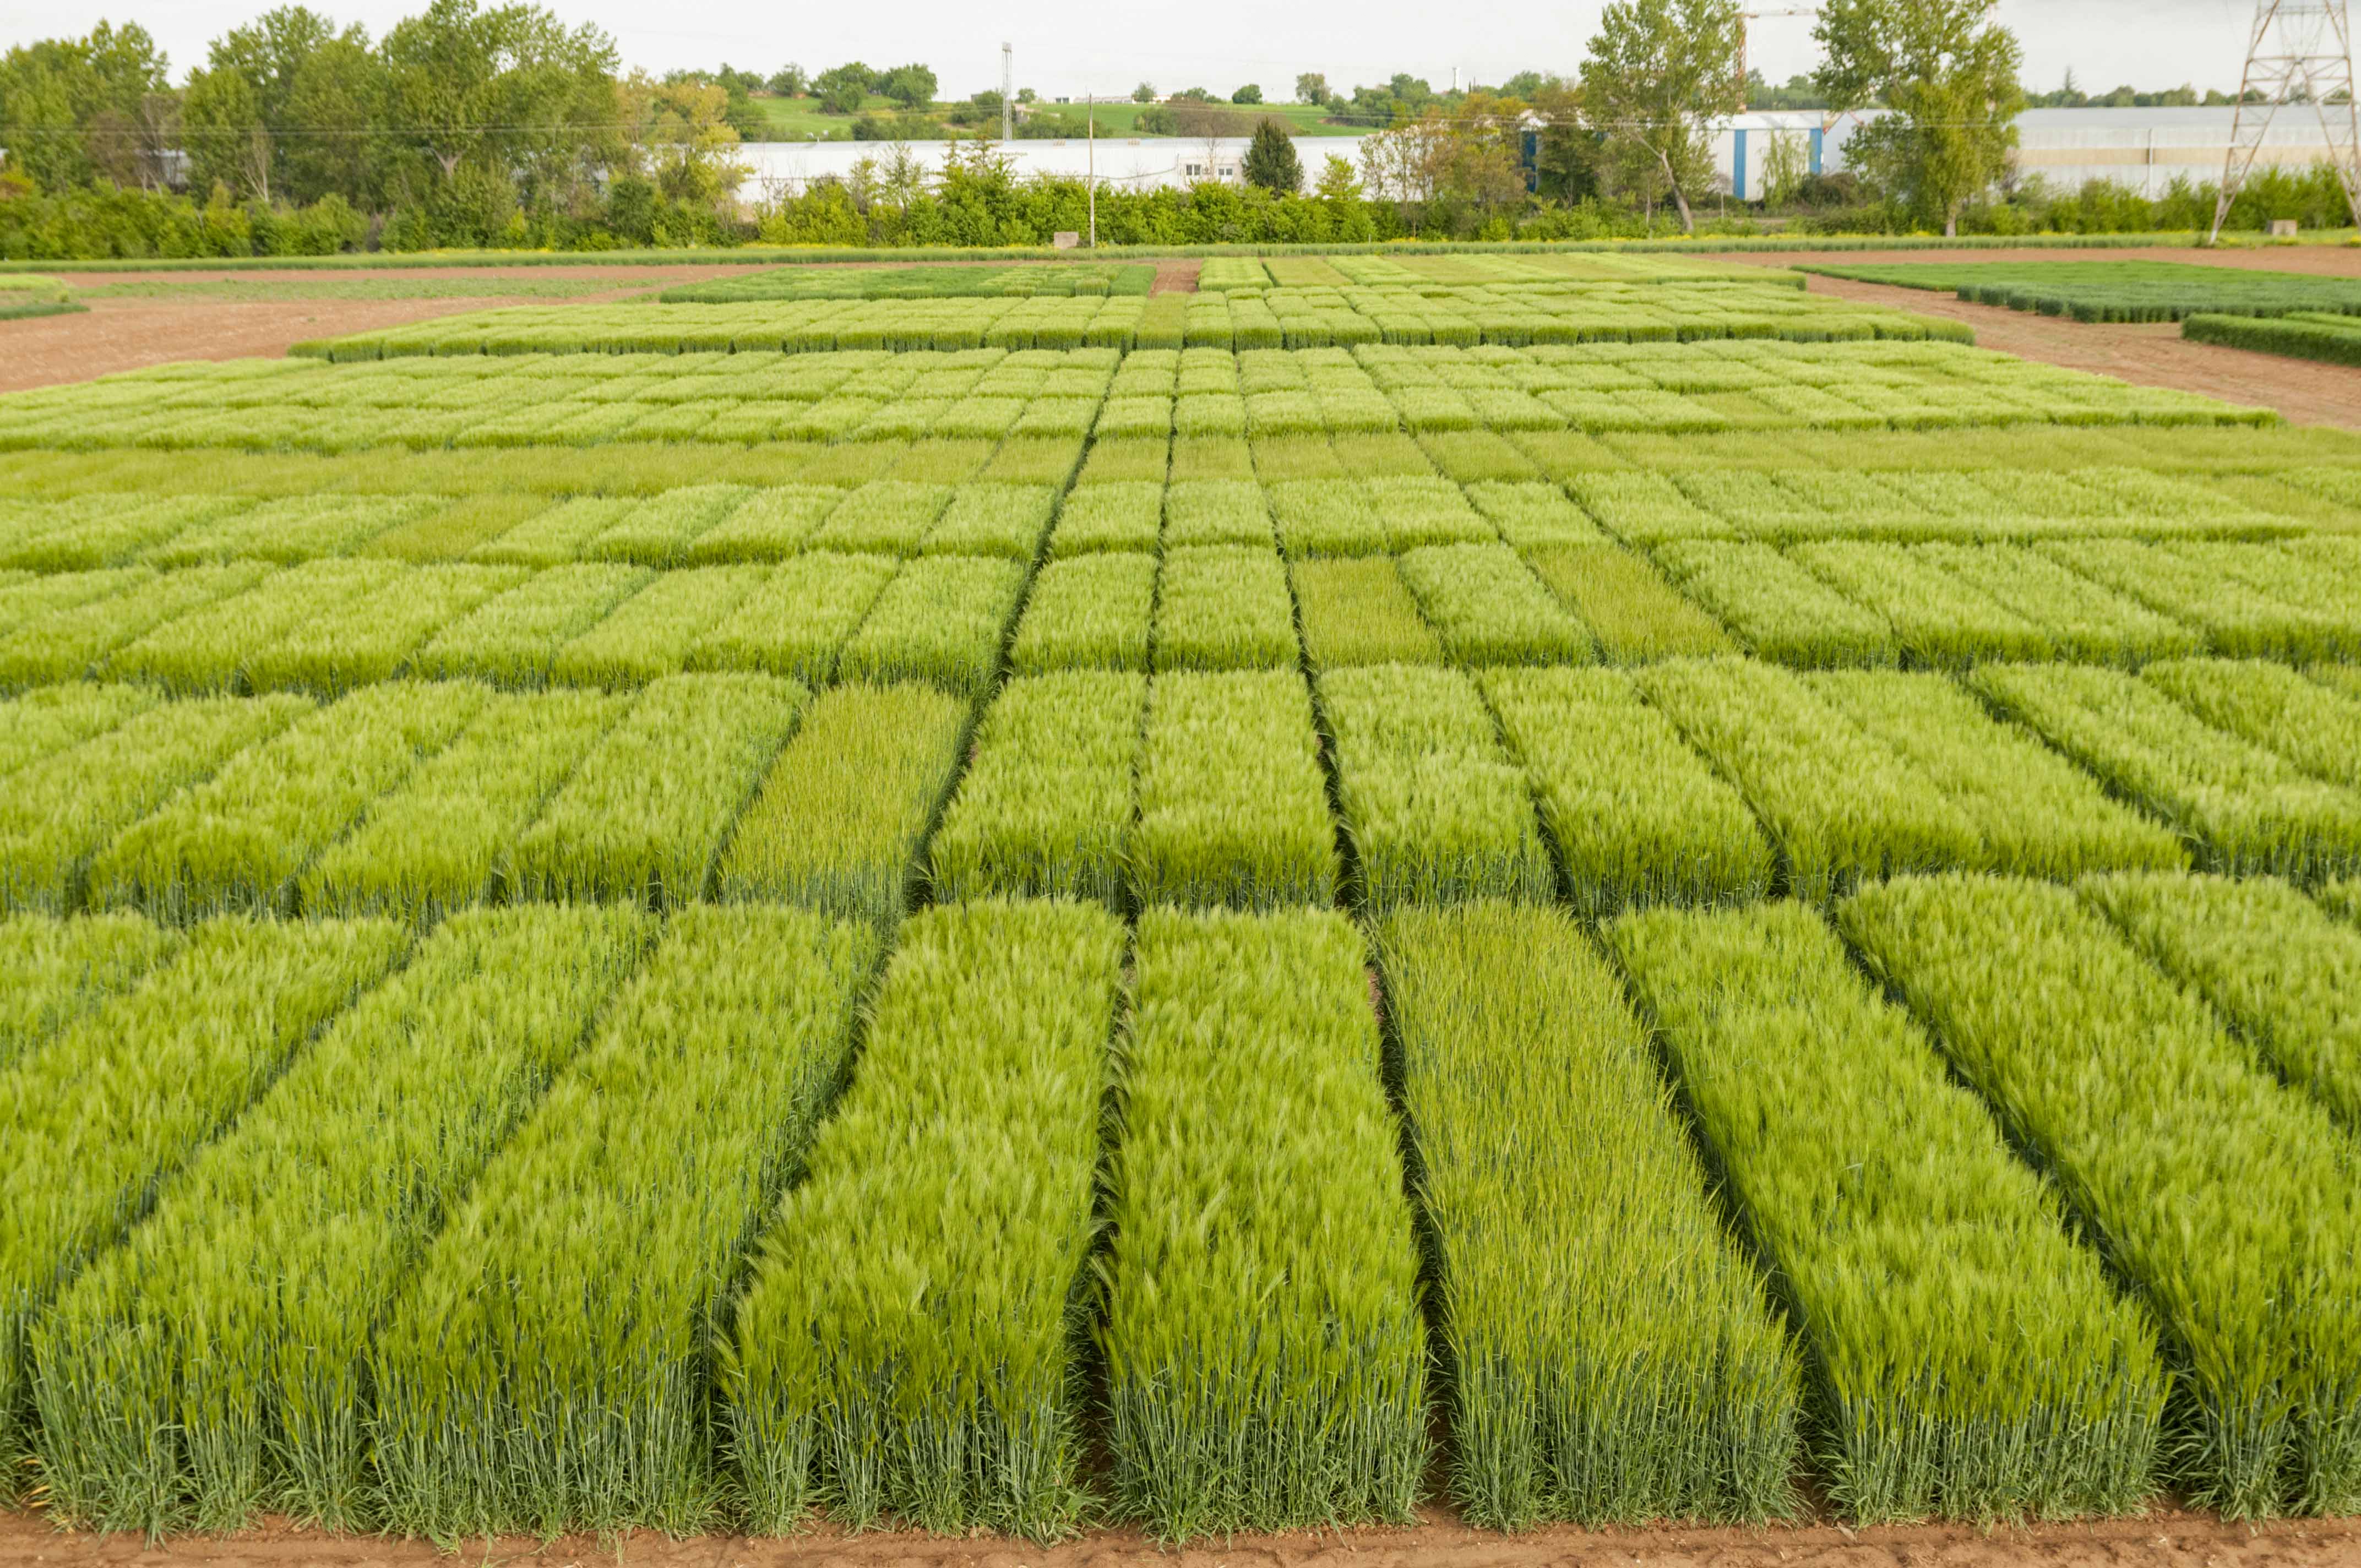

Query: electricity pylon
[2211,1,2361,242]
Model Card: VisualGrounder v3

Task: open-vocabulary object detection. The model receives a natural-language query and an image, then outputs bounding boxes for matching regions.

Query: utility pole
[2212,1,2361,241]
[1087,92,1097,247]
[1002,42,1014,143]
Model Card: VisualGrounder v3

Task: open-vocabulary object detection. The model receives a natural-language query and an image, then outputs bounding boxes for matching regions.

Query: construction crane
[2211,1,2361,241]
[1738,6,1819,103]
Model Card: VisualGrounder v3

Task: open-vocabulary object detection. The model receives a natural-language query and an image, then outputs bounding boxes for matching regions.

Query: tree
[1294,72,1329,106]
[1232,83,1263,105]
[1528,76,1598,203]
[183,63,271,199]
[376,0,621,234]
[813,61,873,115]
[1131,82,1155,103]
[1242,116,1302,191]
[618,69,747,209]
[278,29,379,204]
[768,63,808,96]
[196,8,381,206]
[1578,0,1742,232]
[0,21,171,190]
[1815,0,2024,235]
[877,63,937,108]
[1136,104,1177,135]
[1758,126,1808,206]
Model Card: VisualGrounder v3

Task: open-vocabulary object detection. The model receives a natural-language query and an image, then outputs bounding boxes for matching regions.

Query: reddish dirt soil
[0,264,755,395]
[1,298,562,394]
[1,1507,2354,1567]
[1700,248,2361,427]
[1151,258,1203,293]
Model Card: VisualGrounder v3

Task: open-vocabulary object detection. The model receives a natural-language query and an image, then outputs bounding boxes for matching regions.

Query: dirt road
[2,1507,2354,1568]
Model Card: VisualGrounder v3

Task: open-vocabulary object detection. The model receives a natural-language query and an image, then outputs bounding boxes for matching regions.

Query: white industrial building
[735,106,2355,204]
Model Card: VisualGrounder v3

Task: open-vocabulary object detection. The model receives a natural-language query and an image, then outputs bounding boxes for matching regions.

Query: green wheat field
[1,250,2357,1545]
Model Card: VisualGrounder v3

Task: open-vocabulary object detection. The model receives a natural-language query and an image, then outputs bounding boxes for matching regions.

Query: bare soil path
[0,264,763,394]
[1704,249,2361,427]
[2,1509,2354,1568]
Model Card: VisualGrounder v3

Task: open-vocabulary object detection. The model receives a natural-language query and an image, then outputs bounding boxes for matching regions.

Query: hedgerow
[730,900,1122,1538]
[1103,907,1426,1538]
[1608,901,2165,1521]
[1378,903,1800,1527]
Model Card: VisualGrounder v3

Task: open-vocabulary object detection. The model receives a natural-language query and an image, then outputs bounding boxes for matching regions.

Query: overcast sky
[0,0,2273,100]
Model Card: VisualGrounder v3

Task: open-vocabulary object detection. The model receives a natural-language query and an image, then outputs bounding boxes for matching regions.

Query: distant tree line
[0,0,2342,259]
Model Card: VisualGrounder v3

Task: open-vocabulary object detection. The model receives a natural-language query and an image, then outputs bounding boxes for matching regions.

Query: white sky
[0,0,2271,100]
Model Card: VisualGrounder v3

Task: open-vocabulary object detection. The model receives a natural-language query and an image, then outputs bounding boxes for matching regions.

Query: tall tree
[1577,0,1742,232]
[1294,72,1329,106]
[1242,117,1303,192]
[0,21,170,189]
[182,63,272,198]
[1814,0,2024,236]
[376,0,619,224]
[276,29,380,204]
